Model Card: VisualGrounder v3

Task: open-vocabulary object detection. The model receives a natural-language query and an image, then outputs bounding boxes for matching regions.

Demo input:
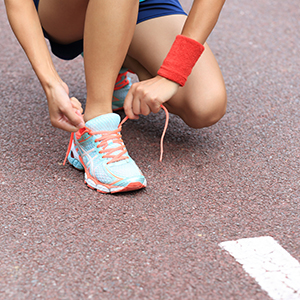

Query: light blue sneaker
[112,68,132,111]
[67,139,84,171]
[65,113,146,193]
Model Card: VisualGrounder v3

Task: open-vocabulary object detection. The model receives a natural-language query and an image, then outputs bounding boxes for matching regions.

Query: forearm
[4,0,60,90]
[181,0,225,44]
[156,0,225,87]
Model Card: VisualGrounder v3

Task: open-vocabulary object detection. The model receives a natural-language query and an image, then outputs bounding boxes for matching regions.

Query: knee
[183,89,227,129]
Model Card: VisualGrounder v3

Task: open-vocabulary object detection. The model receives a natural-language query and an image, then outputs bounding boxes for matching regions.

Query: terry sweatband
[157,35,205,87]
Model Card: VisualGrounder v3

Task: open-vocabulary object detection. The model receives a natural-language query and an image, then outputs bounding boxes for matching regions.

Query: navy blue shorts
[33,0,187,60]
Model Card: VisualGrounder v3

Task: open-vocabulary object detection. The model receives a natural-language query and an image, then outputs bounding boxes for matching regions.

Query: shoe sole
[68,153,146,193]
[80,157,146,194]
[85,173,146,193]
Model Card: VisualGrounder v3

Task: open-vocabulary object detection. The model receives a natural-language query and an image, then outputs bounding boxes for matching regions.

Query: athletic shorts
[33,0,187,60]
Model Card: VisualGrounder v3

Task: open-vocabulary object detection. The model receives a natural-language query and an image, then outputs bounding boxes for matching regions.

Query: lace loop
[63,132,74,166]
[93,126,128,164]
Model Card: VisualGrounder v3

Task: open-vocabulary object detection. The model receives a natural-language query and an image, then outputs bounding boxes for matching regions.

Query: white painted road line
[220,236,300,300]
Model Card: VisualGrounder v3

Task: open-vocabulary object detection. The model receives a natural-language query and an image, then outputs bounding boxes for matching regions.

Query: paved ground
[1,0,299,299]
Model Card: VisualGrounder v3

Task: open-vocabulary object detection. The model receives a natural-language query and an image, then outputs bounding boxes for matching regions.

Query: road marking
[219,236,300,300]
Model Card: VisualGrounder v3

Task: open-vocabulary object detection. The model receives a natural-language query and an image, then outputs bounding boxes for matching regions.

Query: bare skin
[4,0,226,131]
[4,0,85,131]
[125,15,227,128]
[39,0,139,122]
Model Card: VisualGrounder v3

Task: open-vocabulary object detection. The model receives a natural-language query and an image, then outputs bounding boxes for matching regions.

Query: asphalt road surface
[1,0,299,299]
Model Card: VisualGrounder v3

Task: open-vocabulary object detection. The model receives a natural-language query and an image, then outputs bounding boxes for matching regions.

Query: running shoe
[64,113,146,193]
[66,105,170,173]
[112,68,132,111]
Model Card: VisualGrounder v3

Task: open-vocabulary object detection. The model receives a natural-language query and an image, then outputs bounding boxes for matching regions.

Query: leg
[38,0,139,121]
[38,0,146,193]
[126,15,227,129]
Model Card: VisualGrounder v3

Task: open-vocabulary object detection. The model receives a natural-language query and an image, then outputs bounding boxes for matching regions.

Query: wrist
[32,59,61,91]
[41,77,68,104]
[39,71,63,94]
[156,75,180,88]
[157,35,205,86]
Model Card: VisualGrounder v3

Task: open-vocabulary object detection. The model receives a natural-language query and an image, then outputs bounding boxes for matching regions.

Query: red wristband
[157,35,205,87]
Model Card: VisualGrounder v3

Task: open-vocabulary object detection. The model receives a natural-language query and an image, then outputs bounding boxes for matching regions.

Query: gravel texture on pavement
[1,0,299,299]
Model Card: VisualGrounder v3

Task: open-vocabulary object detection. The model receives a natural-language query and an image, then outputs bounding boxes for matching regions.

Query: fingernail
[77,122,85,128]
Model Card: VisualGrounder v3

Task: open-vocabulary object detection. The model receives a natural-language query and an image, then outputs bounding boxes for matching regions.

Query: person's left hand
[124,75,179,119]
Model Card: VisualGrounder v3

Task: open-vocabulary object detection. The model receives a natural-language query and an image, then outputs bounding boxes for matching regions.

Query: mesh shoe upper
[74,113,145,187]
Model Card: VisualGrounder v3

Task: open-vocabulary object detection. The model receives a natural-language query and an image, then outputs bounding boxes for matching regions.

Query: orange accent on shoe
[112,182,146,193]
[63,117,130,167]
[63,105,169,167]
[112,95,119,103]
[83,159,122,186]
[114,70,130,91]
[104,164,124,180]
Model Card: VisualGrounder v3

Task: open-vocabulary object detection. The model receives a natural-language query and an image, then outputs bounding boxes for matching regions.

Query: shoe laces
[94,120,129,164]
[63,104,169,165]
[63,120,129,165]
[159,105,169,162]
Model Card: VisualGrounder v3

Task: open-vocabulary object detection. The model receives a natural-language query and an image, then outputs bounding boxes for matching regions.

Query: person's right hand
[45,80,85,132]
[124,75,179,120]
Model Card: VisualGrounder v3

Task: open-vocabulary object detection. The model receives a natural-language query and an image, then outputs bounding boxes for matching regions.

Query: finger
[142,92,161,114]
[58,120,82,132]
[70,96,82,108]
[150,100,162,114]
[70,97,83,113]
[75,109,83,117]
[124,88,139,119]
[60,102,85,129]
[132,94,141,117]
[50,114,82,132]
[140,99,151,116]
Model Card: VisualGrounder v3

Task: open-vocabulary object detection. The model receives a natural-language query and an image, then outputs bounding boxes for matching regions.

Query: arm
[124,0,226,119]
[181,0,225,44]
[4,0,84,131]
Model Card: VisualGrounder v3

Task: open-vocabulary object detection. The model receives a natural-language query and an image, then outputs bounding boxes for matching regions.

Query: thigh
[128,15,226,127]
[37,0,89,44]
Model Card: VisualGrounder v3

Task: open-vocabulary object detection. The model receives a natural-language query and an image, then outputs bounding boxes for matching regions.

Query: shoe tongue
[85,113,120,132]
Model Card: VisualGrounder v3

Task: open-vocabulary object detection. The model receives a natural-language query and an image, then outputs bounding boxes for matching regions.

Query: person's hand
[45,80,85,132]
[124,75,179,119]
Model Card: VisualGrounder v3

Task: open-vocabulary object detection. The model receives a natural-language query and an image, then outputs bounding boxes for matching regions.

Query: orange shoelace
[63,104,169,165]
[63,132,75,166]
[94,120,128,164]
[62,123,128,165]
[159,105,169,162]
